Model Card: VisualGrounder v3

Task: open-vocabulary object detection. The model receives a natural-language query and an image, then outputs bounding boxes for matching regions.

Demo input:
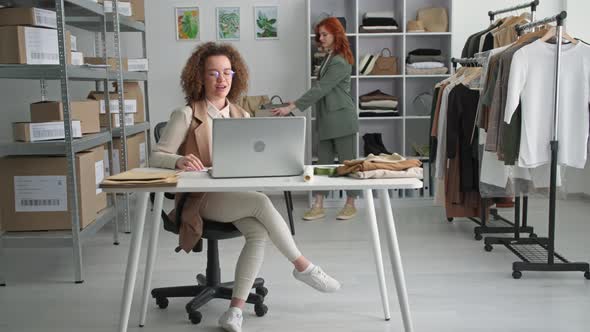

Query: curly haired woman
[150,42,340,332]
[273,17,360,221]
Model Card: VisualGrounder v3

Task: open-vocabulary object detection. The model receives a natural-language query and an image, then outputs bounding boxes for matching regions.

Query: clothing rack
[445,56,535,241]
[484,11,590,279]
[451,57,481,71]
[488,0,539,24]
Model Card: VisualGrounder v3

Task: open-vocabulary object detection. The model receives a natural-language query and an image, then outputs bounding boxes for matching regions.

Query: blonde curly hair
[180,42,249,104]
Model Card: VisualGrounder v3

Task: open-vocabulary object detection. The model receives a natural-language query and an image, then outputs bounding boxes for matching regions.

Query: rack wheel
[155,297,169,309]
[584,271,590,280]
[189,311,202,325]
[255,286,268,298]
[474,233,483,241]
[512,271,522,279]
[255,303,268,317]
[484,244,493,252]
[529,233,538,238]
[447,218,453,222]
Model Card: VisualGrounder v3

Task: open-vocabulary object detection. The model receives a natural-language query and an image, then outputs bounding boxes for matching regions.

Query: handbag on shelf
[370,48,398,75]
[238,95,270,116]
[256,95,293,117]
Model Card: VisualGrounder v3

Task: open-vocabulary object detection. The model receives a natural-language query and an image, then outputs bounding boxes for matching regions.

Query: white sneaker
[293,265,341,293]
[218,307,243,332]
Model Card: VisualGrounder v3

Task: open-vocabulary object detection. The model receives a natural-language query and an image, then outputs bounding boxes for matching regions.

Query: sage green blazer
[295,54,358,140]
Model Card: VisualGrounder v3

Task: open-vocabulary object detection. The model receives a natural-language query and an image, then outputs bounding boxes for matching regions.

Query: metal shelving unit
[0,0,151,284]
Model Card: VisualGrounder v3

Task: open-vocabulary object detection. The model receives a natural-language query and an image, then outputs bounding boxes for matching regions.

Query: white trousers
[199,191,302,300]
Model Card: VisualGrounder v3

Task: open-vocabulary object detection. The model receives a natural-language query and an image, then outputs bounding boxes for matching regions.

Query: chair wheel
[584,271,590,280]
[484,244,493,252]
[529,233,538,238]
[447,218,453,222]
[255,286,268,297]
[512,271,522,279]
[189,311,202,324]
[155,297,169,309]
[196,274,207,285]
[255,303,268,317]
[474,233,483,241]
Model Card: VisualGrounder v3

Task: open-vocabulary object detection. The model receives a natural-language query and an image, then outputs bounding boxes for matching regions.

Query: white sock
[300,263,315,274]
[228,307,242,314]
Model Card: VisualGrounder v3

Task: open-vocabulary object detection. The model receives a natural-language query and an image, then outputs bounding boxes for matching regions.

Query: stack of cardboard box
[87,82,145,128]
[0,7,81,65]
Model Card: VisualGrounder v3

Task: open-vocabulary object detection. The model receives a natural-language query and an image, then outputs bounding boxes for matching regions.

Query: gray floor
[1,196,589,332]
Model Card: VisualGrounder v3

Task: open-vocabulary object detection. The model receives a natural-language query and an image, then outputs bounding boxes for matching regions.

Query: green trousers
[316,134,361,199]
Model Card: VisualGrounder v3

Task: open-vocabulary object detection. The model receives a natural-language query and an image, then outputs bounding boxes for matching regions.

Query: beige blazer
[150,100,249,252]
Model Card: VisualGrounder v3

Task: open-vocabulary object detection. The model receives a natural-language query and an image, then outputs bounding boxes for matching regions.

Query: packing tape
[314,166,336,176]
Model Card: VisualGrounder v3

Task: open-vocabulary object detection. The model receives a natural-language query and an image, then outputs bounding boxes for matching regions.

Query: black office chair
[150,121,285,325]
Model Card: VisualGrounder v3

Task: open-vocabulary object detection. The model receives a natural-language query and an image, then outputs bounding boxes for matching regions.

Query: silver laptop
[210,117,306,178]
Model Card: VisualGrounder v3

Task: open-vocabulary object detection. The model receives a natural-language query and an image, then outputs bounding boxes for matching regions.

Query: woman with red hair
[273,17,359,221]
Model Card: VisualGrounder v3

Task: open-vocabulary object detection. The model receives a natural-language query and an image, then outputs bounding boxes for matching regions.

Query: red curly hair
[314,17,354,65]
[180,42,249,105]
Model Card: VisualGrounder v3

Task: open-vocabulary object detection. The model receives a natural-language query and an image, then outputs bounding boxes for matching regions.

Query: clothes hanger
[540,25,578,45]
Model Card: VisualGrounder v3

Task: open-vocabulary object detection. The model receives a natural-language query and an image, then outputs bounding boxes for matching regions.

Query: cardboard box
[0,152,97,231]
[100,113,134,128]
[107,132,146,175]
[127,58,148,72]
[84,56,128,71]
[0,7,57,29]
[88,89,145,123]
[13,121,82,142]
[0,26,72,64]
[89,146,108,213]
[120,82,145,122]
[30,101,100,134]
[129,0,144,22]
[101,1,132,16]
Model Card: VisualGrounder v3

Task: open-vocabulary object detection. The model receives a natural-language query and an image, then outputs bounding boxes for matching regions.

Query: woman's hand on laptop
[176,154,205,171]
[271,102,296,116]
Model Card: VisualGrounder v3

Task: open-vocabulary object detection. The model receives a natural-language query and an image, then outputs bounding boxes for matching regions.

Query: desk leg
[118,192,149,332]
[139,192,164,327]
[0,235,6,286]
[377,189,413,332]
[363,189,391,321]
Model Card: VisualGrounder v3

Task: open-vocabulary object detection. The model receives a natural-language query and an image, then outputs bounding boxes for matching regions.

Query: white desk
[104,169,422,332]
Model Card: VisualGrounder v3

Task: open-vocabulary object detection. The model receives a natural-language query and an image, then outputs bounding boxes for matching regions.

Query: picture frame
[254,6,278,40]
[216,7,241,41]
[175,6,200,41]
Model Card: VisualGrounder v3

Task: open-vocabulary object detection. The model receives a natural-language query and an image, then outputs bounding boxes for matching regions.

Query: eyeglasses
[207,69,235,79]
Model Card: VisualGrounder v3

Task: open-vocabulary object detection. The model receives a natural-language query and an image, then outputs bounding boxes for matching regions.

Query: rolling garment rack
[446,57,535,242]
[484,11,590,279]
[487,0,539,24]
[443,1,541,242]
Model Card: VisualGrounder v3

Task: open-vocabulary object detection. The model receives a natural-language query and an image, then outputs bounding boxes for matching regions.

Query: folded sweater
[348,167,423,179]
[406,54,445,64]
[407,62,445,69]
[408,48,442,56]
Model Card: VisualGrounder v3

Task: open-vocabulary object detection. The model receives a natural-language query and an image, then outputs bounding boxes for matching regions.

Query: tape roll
[303,165,314,182]
[314,167,336,176]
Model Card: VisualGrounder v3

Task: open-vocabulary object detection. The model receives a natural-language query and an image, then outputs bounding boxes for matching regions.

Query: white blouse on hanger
[504,40,590,169]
